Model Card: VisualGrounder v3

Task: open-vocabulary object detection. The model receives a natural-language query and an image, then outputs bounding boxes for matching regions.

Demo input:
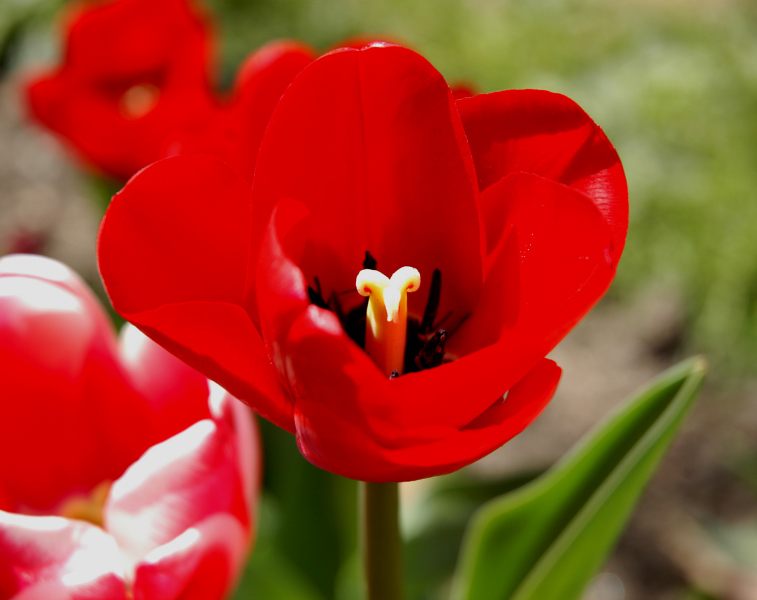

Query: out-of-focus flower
[25,0,216,181]
[4,227,48,255]
[98,43,627,482]
[170,40,316,178]
[0,254,257,599]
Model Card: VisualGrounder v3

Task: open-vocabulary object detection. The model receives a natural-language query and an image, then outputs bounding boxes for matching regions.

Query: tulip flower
[25,0,216,181]
[0,254,257,599]
[98,42,627,483]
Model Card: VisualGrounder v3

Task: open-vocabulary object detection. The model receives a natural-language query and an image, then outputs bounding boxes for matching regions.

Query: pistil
[58,480,111,527]
[356,266,420,376]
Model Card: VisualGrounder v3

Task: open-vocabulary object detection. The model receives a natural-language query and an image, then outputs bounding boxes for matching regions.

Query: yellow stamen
[356,266,420,376]
[59,481,111,527]
[120,83,160,119]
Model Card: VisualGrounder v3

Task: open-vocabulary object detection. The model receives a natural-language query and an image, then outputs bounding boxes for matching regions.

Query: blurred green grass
[6,0,757,374]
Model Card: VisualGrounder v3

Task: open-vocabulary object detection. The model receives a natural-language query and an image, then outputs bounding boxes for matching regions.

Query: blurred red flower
[98,43,627,482]
[169,40,316,178]
[0,255,258,599]
[25,0,216,181]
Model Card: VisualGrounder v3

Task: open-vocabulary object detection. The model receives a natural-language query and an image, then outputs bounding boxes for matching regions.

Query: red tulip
[98,43,627,482]
[25,0,216,181]
[0,255,258,599]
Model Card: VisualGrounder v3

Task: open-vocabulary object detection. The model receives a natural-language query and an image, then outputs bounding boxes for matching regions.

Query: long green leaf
[404,470,544,600]
[453,357,706,600]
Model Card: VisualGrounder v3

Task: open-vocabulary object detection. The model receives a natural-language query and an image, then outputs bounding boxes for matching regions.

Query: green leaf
[404,470,544,600]
[453,357,707,600]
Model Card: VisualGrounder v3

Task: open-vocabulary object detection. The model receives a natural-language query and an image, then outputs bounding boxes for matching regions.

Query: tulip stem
[361,481,404,600]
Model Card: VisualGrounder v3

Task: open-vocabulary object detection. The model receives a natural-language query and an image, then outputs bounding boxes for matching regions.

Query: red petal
[118,324,211,445]
[64,0,210,78]
[251,43,483,322]
[27,72,216,181]
[208,391,261,518]
[0,256,149,511]
[450,172,616,360]
[450,83,475,99]
[458,89,627,260]
[393,359,562,477]
[287,304,561,480]
[0,254,108,326]
[120,335,260,512]
[330,37,403,50]
[386,359,561,475]
[132,514,247,600]
[223,40,315,172]
[98,155,293,431]
[0,511,127,600]
[105,418,251,562]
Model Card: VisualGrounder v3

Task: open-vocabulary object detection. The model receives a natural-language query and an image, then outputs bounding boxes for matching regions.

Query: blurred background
[1,0,756,598]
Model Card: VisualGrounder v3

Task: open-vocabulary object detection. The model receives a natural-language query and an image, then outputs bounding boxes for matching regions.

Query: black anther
[307,276,329,309]
[363,250,378,270]
[415,328,448,370]
[328,291,345,323]
[420,269,442,334]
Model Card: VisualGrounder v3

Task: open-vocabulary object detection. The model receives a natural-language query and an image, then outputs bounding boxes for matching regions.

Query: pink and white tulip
[0,254,258,600]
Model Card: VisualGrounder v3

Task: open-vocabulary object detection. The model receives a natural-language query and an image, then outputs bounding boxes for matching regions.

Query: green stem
[361,481,404,600]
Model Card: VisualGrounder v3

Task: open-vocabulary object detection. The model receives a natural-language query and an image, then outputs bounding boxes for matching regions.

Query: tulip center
[356,266,421,376]
[58,480,111,527]
[308,252,454,377]
[120,83,160,119]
